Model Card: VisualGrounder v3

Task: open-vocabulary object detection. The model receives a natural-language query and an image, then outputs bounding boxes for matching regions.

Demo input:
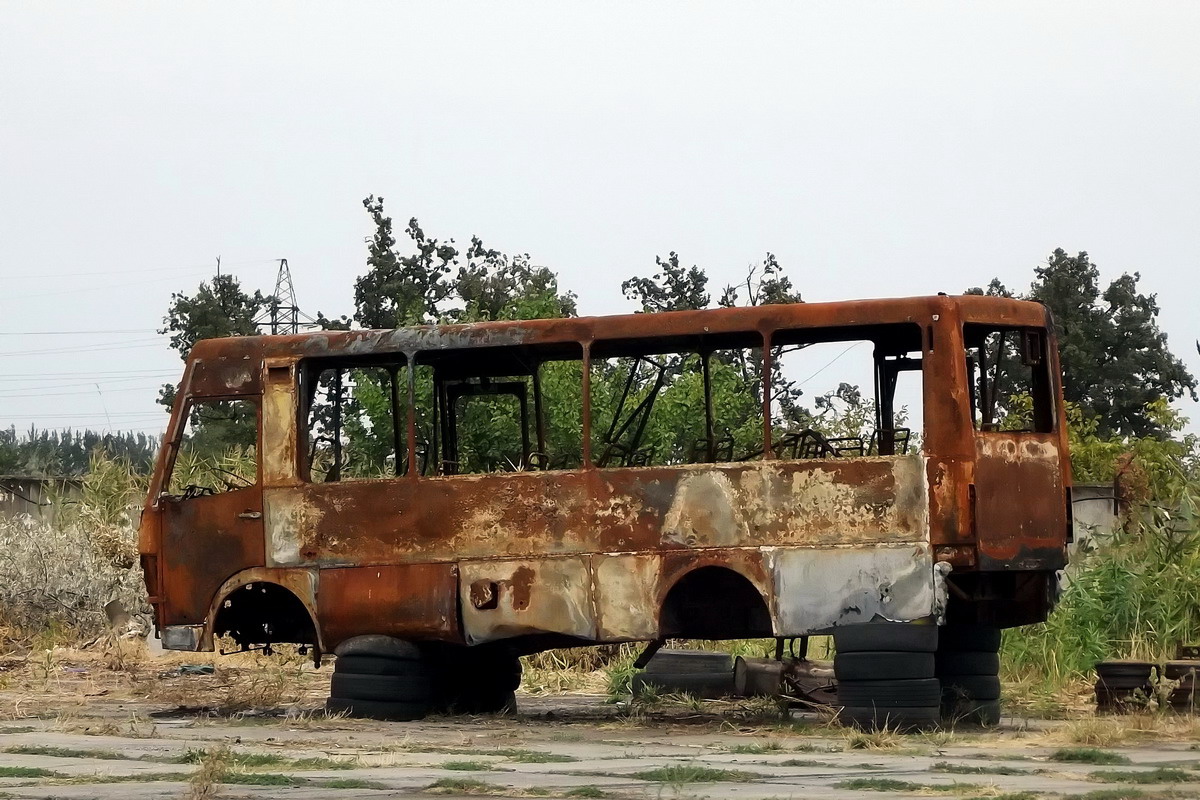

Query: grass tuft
[1050,747,1133,765]
[631,765,758,783]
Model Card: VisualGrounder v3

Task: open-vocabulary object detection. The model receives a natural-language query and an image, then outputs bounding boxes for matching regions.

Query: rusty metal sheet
[974,433,1068,571]
[459,557,595,645]
[274,456,927,568]
[769,544,945,634]
[159,486,265,626]
[592,553,660,641]
[318,563,459,648]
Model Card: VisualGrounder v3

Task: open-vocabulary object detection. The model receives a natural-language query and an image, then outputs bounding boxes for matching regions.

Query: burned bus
[139,295,1070,722]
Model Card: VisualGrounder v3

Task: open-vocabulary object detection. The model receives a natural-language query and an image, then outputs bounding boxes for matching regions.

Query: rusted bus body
[139,295,1071,657]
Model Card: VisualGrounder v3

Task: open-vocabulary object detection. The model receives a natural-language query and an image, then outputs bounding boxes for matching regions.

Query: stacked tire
[327,635,434,721]
[936,625,1002,726]
[430,648,522,715]
[1094,660,1155,713]
[833,622,940,730]
[631,650,736,698]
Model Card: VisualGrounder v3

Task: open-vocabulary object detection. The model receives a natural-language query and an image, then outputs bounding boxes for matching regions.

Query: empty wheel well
[660,566,773,639]
[213,582,317,649]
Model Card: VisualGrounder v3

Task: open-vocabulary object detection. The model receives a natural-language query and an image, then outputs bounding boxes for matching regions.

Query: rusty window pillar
[582,342,592,467]
[761,331,774,459]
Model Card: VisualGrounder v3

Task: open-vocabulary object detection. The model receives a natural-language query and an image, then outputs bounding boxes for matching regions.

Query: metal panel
[460,558,595,645]
[770,544,944,634]
[974,434,1068,571]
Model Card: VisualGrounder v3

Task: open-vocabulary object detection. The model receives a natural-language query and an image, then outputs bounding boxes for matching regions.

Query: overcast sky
[2,2,1198,438]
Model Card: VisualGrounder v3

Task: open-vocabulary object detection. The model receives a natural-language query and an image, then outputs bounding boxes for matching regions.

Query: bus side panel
[317,563,461,649]
[262,456,928,567]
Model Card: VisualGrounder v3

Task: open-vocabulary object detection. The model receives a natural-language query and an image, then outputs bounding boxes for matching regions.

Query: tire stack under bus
[326,636,434,721]
[833,622,940,730]
[936,625,1003,726]
[326,636,522,721]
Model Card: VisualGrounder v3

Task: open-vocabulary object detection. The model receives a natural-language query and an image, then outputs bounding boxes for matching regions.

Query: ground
[0,645,1198,799]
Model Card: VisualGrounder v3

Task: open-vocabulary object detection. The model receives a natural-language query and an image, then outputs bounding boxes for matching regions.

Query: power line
[1,258,279,281]
[0,338,165,358]
[0,368,178,380]
[0,329,160,336]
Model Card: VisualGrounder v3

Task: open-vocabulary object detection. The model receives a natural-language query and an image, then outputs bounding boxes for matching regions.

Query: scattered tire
[935,651,1000,676]
[834,652,935,681]
[938,624,1001,652]
[632,671,737,698]
[644,649,735,675]
[1094,660,1156,681]
[326,696,428,721]
[837,678,940,707]
[833,623,938,653]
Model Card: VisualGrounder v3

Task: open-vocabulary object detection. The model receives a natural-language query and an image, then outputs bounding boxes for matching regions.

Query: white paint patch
[769,544,941,635]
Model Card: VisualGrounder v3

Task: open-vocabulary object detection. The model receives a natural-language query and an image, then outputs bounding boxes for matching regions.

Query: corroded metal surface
[974,433,1068,571]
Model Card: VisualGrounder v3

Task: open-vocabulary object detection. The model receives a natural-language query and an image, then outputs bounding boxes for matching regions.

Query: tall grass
[1003,469,1200,687]
[0,451,150,645]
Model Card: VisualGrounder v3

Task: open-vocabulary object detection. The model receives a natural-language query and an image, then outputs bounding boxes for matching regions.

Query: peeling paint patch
[769,544,940,635]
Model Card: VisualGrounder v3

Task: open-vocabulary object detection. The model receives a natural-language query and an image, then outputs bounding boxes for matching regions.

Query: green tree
[353,196,458,328]
[971,249,1196,438]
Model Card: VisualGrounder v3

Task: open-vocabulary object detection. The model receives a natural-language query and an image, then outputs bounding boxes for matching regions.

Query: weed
[931,761,1026,775]
[631,765,758,783]
[1089,768,1197,784]
[727,739,783,754]
[842,726,902,750]
[5,745,125,760]
[324,778,389,789]
[1051,747,1133,765]
[443,761,493,771]
[169,748,350,770]
[835,777,981,793]
[505,750,576,763]
[564,788,607,798]
[427,777,494,793]
[186,745,230,800]
[0,766,59,777]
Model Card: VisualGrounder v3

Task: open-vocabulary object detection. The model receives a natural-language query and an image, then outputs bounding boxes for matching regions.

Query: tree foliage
[0,426,158,477]
[970,249,1196,438]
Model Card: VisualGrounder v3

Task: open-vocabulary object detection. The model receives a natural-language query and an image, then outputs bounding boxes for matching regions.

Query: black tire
[837,704,940,730]
[632,671,737,698]
[837,678,941,707]
[1095,660,1155,680]
[941,674,1002,701]
[834,623,938,653]
[334,635,422,661]
[834,652,935,681]
[326,696,428,721]
[331,673,432,702]
[942,698,1001,726]
[644,649,735,674]
[935,651,1000,676]
[938,625,1001,652]
[336,655,427,676]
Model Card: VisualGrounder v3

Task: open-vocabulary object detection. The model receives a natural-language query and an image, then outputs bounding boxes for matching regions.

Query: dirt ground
[0,645,1198,799]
